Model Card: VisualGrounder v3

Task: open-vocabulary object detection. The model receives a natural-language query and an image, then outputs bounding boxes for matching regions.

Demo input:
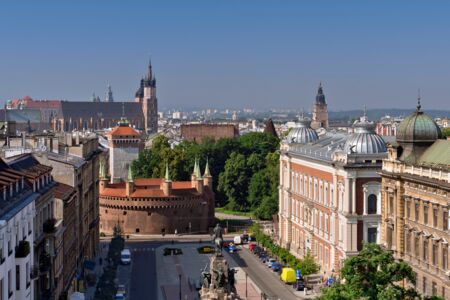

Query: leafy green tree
[442,128,450,138]
[319,243,442,300]
[218,152,249,210]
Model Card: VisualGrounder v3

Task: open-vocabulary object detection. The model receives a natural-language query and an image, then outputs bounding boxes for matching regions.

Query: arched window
[368,194,377,214]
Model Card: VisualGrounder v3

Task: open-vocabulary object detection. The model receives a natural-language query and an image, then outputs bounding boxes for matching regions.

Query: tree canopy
[319,243,443,300]
[131,132,280,219]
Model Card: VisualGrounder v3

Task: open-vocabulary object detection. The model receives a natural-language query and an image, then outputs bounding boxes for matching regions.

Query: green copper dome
[396,104,442,143]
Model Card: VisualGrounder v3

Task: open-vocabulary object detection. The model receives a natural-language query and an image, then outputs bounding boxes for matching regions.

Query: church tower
[311,82,329,129]
[135,59,158,134]
[106,84,114,102]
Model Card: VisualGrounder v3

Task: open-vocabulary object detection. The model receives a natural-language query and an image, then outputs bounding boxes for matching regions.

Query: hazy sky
[1,1,450,111]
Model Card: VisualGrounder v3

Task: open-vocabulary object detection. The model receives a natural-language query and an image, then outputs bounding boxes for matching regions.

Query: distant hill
[329,109,450,121]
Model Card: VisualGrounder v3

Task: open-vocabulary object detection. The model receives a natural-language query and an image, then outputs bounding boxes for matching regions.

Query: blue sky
[1,1,450,110]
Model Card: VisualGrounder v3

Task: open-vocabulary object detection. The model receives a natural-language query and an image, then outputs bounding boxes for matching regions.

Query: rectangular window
[444,211,448,231]
[415,236,420,257]
[25,263,30,288]
[368,227,377,243]
[423,277,427,295]
[405,231,411,253]
[433,244,438,266]
[406,202,411,219]
[433,208,438,228]
[415,203,420,222]
[389,197,394,216]
[443,247,448,270]
[15,265,20,291]
[423,240,429,262]
[8,270,12,296]
[432,281,437,296]
[0,279,3,300]
[424,206,429,225]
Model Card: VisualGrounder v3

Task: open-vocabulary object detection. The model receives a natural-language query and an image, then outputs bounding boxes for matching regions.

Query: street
[116,238,303,300]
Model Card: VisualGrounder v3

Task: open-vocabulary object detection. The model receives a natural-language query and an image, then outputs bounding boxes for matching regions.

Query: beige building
[381,103,450,298]
[279,113,387,275]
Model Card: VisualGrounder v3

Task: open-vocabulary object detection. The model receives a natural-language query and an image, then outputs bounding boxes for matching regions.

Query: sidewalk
[84,240,110,300]
[233,267,264,300]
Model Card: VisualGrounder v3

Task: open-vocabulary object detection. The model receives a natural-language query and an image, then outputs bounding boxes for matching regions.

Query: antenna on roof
[122,102,125,117]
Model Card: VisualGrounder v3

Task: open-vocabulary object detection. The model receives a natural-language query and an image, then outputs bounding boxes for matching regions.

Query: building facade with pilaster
[381,102,450,298]
[279,113,387,275]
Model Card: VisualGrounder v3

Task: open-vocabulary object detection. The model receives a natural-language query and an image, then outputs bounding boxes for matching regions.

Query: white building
[0,161,36,300]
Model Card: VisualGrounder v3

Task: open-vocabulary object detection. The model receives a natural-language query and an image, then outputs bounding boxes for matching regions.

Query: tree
[319,243,443,300]
[218,152,249,210]
[442,128,450,138]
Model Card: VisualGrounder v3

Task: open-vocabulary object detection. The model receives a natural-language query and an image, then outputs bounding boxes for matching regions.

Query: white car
[114,294,126,300]
[120,249,131,265]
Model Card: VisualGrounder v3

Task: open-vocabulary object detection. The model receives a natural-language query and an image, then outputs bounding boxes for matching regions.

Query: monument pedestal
[199,255,236,300]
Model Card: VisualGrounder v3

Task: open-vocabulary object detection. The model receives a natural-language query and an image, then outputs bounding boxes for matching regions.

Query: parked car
[114,294,126,300]
[233,235,242,245]
[120,249,131,265]
[280,268,296,284]
[293,279,305,291]
[271,262,282,272]
[117,284,126,295]
[266,258,277,268]
[242,234,249,243]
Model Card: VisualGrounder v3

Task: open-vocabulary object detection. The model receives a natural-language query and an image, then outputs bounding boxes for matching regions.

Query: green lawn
[215,207,254,218]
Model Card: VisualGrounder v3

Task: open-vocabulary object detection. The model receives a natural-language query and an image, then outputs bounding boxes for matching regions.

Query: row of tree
[131,132,280,219]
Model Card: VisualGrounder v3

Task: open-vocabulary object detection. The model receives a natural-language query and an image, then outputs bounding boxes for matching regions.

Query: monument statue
[212,223,224,256]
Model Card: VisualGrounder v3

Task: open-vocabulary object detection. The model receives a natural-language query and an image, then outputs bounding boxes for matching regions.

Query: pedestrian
[175,229,178,235]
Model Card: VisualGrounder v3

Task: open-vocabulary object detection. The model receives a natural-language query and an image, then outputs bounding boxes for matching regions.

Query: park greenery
[319,243,443,300]
[132,132,280,219]
[251,223,319,276]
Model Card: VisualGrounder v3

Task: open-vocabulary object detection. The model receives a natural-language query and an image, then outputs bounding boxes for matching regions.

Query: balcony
[43,218,56,234]
[15,241,30,258]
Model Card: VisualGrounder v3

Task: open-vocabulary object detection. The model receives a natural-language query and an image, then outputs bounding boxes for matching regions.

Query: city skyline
[1,1,450,110]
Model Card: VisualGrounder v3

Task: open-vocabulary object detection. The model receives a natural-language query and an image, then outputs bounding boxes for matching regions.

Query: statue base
[199,255,236,300]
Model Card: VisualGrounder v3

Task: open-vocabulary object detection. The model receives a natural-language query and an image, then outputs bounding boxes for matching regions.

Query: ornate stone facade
[381,103,450,298]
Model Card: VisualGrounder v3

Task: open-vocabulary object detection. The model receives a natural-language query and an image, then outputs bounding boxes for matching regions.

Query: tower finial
[122,102,125,117]
[204,157,211,177]
[363,105,367,117]
[165,161,171,181]
[417,88,422,111]
[127,164,133,182]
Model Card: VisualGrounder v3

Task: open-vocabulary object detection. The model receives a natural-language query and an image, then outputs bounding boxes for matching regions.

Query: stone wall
[181,124,238,143]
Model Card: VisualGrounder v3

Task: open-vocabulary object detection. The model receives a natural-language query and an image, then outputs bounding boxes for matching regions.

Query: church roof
[60,101,144,120]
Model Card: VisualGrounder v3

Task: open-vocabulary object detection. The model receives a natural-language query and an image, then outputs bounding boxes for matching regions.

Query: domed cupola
[287,113,319,144]
[344,109,387,154]
[395,97,442,163]
[396,100,442,143]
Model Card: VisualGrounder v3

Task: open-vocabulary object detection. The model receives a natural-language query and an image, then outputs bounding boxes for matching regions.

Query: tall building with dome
[381,100,450,299]
[311,83,329,129]
[279,111,387,275]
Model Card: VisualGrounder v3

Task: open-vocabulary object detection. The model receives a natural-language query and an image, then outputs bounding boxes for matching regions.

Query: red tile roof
[100,180,201,198]
[108,125,141,137]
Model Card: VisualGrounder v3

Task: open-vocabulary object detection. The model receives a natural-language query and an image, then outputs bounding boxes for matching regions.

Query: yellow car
[280,268,296,284]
